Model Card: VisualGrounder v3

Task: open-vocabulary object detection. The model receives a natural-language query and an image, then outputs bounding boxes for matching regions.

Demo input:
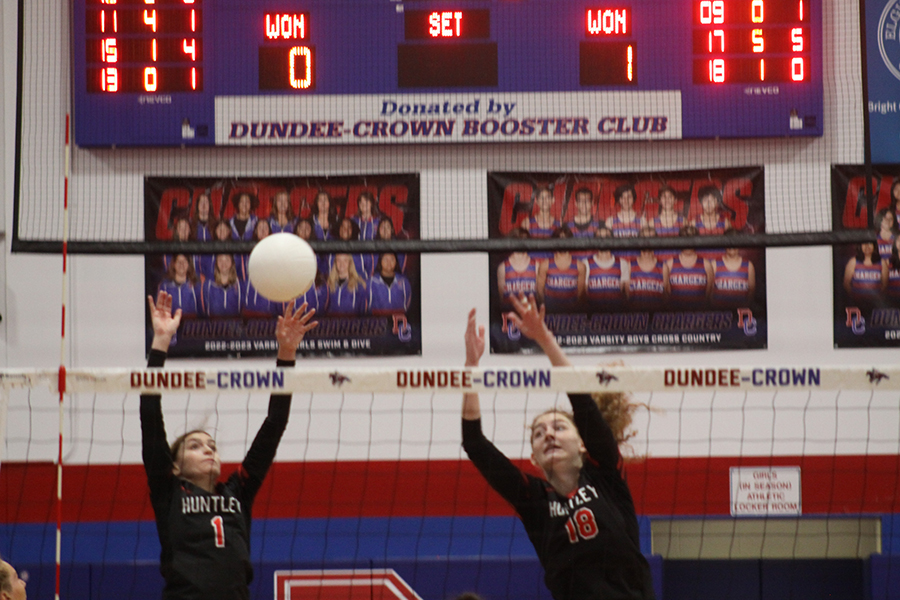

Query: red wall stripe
[2,455,899,523]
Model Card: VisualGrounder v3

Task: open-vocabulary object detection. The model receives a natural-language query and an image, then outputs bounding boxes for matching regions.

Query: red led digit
[100,9,118,34]
[191,67,197,89]
[144,0,155,4]
[101,67,118,92]
[289,46,312,89]
[709,58,725,82]
[791,28,804,51]
[191,9,196,32]
[791,57,804,81]
[708,29,724,52]
[144,66,158,91]
[752,29,763,52]
[100,0,116,4]
[759,58,765,80]
[183,0,195,4]
[627,44,633,81]
[143,9,157,32]
[751,0,764,23]
[799,0,804,20]
[183,38,196,60]
[699,1,724,25]
[151,39,157,61]
[102,38,117,63]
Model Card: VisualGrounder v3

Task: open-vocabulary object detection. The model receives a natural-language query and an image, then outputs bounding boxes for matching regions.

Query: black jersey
[141,349,293,600]
[462,394,655,600]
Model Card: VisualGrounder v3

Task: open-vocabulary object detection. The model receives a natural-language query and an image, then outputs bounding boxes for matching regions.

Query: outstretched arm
[241,302,318,497]
[141,292,183,496]
[462,308,485,421]
[506,293,620,471]
[461,308,535,508]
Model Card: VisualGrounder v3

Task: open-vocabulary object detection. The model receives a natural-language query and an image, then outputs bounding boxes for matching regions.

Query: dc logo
[877,1,900,81]
[501,314,521,340]
[846,307,866,335]
[737,308,757,336]
[392,315,413,342]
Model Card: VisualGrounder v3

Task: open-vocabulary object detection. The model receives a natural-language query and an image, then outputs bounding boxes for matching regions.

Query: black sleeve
[140,349,174,503]
[238,358,294,504]
[462,418,534,509]
[569,393,621,472]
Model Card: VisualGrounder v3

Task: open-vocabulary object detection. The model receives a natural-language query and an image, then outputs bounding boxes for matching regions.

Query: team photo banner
[144,174,421,358]
[215,91,682,145]
[488,168,767,354]
[831,165,900,348]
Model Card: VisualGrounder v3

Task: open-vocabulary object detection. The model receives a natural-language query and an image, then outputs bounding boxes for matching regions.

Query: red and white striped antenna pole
[55,113,71,600]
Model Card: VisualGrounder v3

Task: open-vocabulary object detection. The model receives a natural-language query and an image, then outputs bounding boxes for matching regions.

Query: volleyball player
[462,295,655,600]
[0,558,26,600]
[142,291,317,599]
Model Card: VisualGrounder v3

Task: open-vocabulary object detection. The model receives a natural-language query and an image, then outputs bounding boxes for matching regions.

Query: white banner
[2,365,898,394]
[215,91,682,145]
[730,467,802,516]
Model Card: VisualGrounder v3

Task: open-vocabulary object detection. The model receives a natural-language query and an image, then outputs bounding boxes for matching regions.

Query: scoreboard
[72,0,822,146]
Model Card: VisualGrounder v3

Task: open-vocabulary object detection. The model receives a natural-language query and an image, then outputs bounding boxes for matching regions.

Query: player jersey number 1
[210,515,226,548]
[564,507,599,543]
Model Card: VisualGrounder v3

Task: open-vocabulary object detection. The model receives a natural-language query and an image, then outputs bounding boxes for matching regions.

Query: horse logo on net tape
[596,370,618,386]
[273,569,422,600]
[867,368,889,385]
[329,371,352,387]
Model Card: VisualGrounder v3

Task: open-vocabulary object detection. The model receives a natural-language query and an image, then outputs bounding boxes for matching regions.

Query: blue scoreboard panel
[72,0,822,146]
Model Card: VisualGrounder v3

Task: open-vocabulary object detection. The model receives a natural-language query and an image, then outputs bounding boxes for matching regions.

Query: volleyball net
[2,363,899,599]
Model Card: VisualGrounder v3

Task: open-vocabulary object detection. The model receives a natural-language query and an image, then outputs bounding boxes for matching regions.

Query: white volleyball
[248,233,317,302]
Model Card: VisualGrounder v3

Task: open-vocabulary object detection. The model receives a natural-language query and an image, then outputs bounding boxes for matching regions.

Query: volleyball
[248,233,317,302]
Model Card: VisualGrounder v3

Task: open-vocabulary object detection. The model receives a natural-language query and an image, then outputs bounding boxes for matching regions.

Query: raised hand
[464,308,486,367]
[507,293,549,342]
[148,291,182,351]
[507,293,570,366]
[276,301,318,360]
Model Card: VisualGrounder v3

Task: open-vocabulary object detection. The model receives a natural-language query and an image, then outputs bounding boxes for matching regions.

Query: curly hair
[591,391,639,445]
